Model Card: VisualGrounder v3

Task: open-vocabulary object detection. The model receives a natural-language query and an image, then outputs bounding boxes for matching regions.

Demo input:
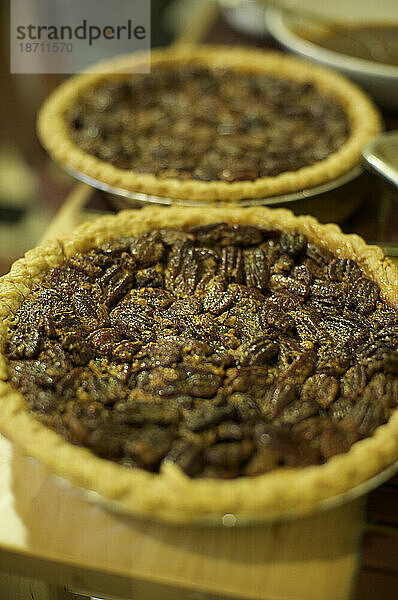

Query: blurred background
[0,0,179,274]
[0,0,397,276]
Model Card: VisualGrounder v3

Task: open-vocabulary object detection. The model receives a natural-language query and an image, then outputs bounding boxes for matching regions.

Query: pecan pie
[37,46,381,202]
[0,207,397,523]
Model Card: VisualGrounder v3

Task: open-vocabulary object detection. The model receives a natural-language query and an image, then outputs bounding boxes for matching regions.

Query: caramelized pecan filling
[6,224,398,478]
[67,67,349,182]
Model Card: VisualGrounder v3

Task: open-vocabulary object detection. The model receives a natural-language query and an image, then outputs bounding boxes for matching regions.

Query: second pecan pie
[37,45,381,202]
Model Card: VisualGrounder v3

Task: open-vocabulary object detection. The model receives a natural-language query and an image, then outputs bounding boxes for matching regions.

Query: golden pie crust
[37,45,381,203]
[0,206,398,524]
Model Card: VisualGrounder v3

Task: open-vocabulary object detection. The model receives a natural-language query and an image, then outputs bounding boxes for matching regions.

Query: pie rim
[0,205,398,524]
[37,45,381,203]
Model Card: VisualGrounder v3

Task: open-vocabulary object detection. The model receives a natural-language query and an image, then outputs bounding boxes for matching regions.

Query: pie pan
[66,163,365,224]
[52,458,398,526]
[1,206,398,525]
[265,8,398,110]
